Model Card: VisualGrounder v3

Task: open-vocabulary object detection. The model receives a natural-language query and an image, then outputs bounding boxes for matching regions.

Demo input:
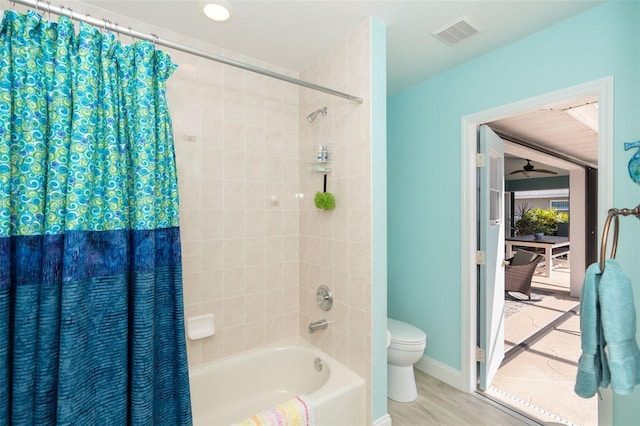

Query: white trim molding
[372,413,393,426]
[415,355,464,391]
[460,77,614,407]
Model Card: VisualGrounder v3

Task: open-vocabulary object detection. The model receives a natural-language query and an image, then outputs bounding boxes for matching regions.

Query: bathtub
[189,338,365,425]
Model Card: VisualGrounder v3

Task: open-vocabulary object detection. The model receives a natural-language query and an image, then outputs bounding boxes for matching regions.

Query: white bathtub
[189,338,365,426]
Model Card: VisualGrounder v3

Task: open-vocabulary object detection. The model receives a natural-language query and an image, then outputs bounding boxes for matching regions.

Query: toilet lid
[388,318,426,344]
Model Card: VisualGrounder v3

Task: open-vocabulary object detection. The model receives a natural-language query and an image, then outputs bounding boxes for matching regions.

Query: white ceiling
[491,95,599,178]
[79,0,602,172]
[84,0,605,94]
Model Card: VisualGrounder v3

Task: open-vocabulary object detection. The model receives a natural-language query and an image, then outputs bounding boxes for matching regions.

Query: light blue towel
[599,259,640,394]
[575,260,640,397]
[575,262,610,398]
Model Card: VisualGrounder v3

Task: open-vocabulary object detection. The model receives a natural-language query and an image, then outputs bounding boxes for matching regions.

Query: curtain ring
[599,211,619,273]
[129,26,135,43]
[47,1,51,19]
[152,33,158,47]
[35,0,39,12]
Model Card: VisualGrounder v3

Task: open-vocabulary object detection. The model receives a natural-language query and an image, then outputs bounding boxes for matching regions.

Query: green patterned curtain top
[0,9,180,237]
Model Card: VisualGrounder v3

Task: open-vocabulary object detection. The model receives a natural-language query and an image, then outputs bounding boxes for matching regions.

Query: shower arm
[306,107,328,123]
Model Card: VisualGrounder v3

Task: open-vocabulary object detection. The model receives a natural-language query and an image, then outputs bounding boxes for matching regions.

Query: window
[550,199,569,212]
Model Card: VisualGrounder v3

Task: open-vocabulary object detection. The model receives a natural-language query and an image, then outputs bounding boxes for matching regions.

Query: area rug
[504,288,555,318]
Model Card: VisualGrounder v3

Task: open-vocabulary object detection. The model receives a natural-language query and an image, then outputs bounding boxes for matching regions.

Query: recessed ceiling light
[202,1,234,22]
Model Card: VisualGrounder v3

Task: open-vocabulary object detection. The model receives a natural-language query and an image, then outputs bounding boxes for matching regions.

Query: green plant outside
[515,206,569,236]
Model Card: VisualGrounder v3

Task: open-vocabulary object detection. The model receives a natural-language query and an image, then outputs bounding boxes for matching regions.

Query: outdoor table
[505,235,570,277]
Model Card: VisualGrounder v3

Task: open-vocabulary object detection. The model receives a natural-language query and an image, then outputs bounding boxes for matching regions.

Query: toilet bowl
[387,318,427,403]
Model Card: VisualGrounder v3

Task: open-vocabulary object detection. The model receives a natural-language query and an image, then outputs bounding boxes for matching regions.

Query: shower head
[306,106,327,123]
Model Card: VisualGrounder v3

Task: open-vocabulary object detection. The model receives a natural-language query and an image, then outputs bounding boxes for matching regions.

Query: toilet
[387,318,427,403]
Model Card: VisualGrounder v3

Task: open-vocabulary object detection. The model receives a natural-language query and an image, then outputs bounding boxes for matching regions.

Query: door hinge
[476,250,486,265]
[476,153,485,167]
[476,347,485,363]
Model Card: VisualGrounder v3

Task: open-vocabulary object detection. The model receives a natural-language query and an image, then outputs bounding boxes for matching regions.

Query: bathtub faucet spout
[308,319,329,334]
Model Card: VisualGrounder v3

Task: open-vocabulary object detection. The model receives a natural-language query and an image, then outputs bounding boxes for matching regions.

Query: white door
[478,124,505,390]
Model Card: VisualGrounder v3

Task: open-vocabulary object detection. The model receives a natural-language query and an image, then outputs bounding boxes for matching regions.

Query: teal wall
[387,1,639,423]
[370,19,388,423]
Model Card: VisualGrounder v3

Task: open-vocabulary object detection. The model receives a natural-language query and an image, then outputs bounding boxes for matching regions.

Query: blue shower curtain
[0,10,192,424]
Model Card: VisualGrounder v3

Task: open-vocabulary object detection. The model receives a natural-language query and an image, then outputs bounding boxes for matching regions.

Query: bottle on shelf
[321,145,329,162]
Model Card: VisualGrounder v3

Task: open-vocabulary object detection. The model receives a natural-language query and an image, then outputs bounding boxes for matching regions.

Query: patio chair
[505,249,542,300]
[553,222,570,265]
[556,222,569,237]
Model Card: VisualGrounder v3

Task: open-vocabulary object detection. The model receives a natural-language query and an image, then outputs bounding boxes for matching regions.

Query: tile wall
[299,21,373,419]
[170,44,303,364]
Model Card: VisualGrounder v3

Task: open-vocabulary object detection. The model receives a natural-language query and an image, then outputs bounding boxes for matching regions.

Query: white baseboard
[372,413,392,426]
[414,355,465,391]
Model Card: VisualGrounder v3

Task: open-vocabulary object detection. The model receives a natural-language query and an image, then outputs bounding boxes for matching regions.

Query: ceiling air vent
[433,16,478,46]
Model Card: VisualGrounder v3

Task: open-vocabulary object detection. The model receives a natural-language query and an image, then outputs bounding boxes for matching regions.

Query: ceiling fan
[509,159,557,178]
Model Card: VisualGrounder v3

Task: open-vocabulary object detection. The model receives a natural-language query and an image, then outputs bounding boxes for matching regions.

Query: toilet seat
[389,340,425,352]
[388,318,426,345]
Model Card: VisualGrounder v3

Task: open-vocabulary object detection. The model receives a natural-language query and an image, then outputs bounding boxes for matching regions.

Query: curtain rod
[10,0,364,104]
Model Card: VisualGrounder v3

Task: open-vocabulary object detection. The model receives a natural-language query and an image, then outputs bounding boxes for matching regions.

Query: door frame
[459,77,614,421]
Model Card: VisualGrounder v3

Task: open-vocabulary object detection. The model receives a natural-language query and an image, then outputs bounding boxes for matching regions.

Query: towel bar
[599,205,640,273]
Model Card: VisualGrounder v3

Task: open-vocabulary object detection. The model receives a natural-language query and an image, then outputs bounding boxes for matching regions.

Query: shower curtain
[0,9,192,424]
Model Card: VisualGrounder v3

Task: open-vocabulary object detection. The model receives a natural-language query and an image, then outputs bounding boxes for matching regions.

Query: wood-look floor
[387,369,533,426]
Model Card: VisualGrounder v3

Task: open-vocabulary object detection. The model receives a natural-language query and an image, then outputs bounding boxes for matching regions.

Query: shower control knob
[316,285,333,311]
